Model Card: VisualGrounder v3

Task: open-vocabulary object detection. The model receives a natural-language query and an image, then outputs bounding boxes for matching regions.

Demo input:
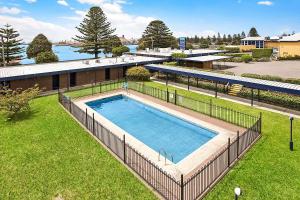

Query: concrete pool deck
[74,90,245,179]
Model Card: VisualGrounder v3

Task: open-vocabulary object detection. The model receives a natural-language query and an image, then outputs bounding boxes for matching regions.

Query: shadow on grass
[1,109,39,123]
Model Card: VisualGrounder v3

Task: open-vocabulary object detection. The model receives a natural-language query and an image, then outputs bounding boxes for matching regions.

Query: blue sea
[21,45,138,64]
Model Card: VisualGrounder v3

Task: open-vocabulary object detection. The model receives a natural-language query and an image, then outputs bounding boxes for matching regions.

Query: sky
[0,0,300,42]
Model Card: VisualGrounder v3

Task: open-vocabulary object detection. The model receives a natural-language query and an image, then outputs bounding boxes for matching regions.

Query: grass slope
[0,95,157,200]
[144,81,300,200]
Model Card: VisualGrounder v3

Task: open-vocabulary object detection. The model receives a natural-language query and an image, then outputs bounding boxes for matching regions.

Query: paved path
[222,61,300,78]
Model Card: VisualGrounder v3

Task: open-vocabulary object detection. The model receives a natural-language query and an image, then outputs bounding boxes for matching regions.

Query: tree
[248,27,260,37]
[126,66,150,81]
[26,34,52,59]
[35,51,58,64]
[74,6,116,58]
[112,46,130,57]
[0,24,24,66]
[0,84,41,119]
[138,20,177,49]
[104,35,122,55]
[241,31,246,39]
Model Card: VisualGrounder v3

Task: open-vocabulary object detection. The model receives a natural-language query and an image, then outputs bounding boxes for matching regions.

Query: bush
[278,55,300,60]
[0,85,41,119]
[171,53,188,59]
[200,43,209,49]
[225,47,240,53]
[242,73,300,85]
[35,51,59,64]
[126,66,151,81]
[252,48,273,58]
[112,46,130,57]
[241,54,253,63]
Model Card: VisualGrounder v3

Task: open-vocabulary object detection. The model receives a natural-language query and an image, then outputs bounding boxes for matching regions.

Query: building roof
[0,56,167,81]
[145,64,300,95]
[241,37,265,41]
[279,33,300,42]
[126,49,225,58]
[180,55,231,62]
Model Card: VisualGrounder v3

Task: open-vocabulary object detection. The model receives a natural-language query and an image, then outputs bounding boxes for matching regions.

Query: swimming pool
[86,95,217,163]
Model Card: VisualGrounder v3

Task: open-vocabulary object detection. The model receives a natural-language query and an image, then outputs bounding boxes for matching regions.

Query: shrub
[126,66,151,81]
[0,85,41,119]
[278,55,300,60]
[171,53,188,59]
[35,51,58,64]
[112,46,130,57]
[242,73,300,85]
[252,48,273,58]
[241,54,253,63]
[200,43,209,49]
[225,47,240,53]
[185,43,194,50]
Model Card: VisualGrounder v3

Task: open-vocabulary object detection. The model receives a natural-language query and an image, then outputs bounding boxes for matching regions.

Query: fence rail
[59,80,262,200]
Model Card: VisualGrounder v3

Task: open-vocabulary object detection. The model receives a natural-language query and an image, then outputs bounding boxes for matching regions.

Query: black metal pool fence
[59,80,262,200]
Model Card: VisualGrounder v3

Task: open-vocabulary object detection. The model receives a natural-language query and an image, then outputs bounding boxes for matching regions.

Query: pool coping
[74,90,239,179]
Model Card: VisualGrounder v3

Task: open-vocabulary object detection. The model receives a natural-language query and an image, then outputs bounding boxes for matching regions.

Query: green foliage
[104,35,122,54]
[185,43,194,49]
[26,34,52,59]
[171,52,187,59]
[138,20,177,49]
[241,54,253,63]
[252,48,273,58]
[242,73,300,85]
[35,51,58,64]
[248,27,260,37]
[0,24,24,65]
[0,85,40,119]
[224,47,240,53]
[278,55,300,60]
[112,46,130,57]
[199,43,209,49]
[73,6,116,58]
[126,66,150,81]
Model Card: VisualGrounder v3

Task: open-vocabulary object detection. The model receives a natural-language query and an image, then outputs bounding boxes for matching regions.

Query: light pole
[290,115,294,151]
[0,35,5,67]
[234,187,241,200]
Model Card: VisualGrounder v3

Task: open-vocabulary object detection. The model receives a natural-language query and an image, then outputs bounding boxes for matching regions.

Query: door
[70,72,76,87]
[105,68,110,81]
[52,75,60,90]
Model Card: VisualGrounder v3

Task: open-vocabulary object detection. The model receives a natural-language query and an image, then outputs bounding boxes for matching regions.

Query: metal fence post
[69,98,72,112]
[100,82,102,93]
[210,99,213,117]
[175,90,177,105]
[259,112,262,134]
[85,108,88,127]
[228,137,231,167]
[92,113,95,135]
[237,131,240,159]
[251,88,254,106]
[167,88,169,103]
[123,135,126,164]
[181,174,184,200]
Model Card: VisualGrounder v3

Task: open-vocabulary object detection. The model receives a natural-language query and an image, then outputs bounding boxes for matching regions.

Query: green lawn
[144,81,300,200]
[0,95,156,200]
[1,82,300,199]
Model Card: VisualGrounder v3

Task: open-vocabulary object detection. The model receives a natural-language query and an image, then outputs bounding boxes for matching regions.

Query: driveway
[221,61,300,79]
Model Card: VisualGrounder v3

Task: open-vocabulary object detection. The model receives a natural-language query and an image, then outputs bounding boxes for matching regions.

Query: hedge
[172,53,188,59]
[156,73,300,111]
[252,48,273,58]
[241,73,300,85]
[224,47,240,53]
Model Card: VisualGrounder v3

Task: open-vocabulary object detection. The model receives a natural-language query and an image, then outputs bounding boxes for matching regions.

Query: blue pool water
[87,95,217,163]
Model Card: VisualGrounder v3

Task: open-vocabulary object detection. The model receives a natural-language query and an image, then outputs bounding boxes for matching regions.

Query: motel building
[0,49,229,92]
[240,33,300,58]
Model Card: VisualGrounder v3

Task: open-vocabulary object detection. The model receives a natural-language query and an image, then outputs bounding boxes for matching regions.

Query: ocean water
[21,45,137,64]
